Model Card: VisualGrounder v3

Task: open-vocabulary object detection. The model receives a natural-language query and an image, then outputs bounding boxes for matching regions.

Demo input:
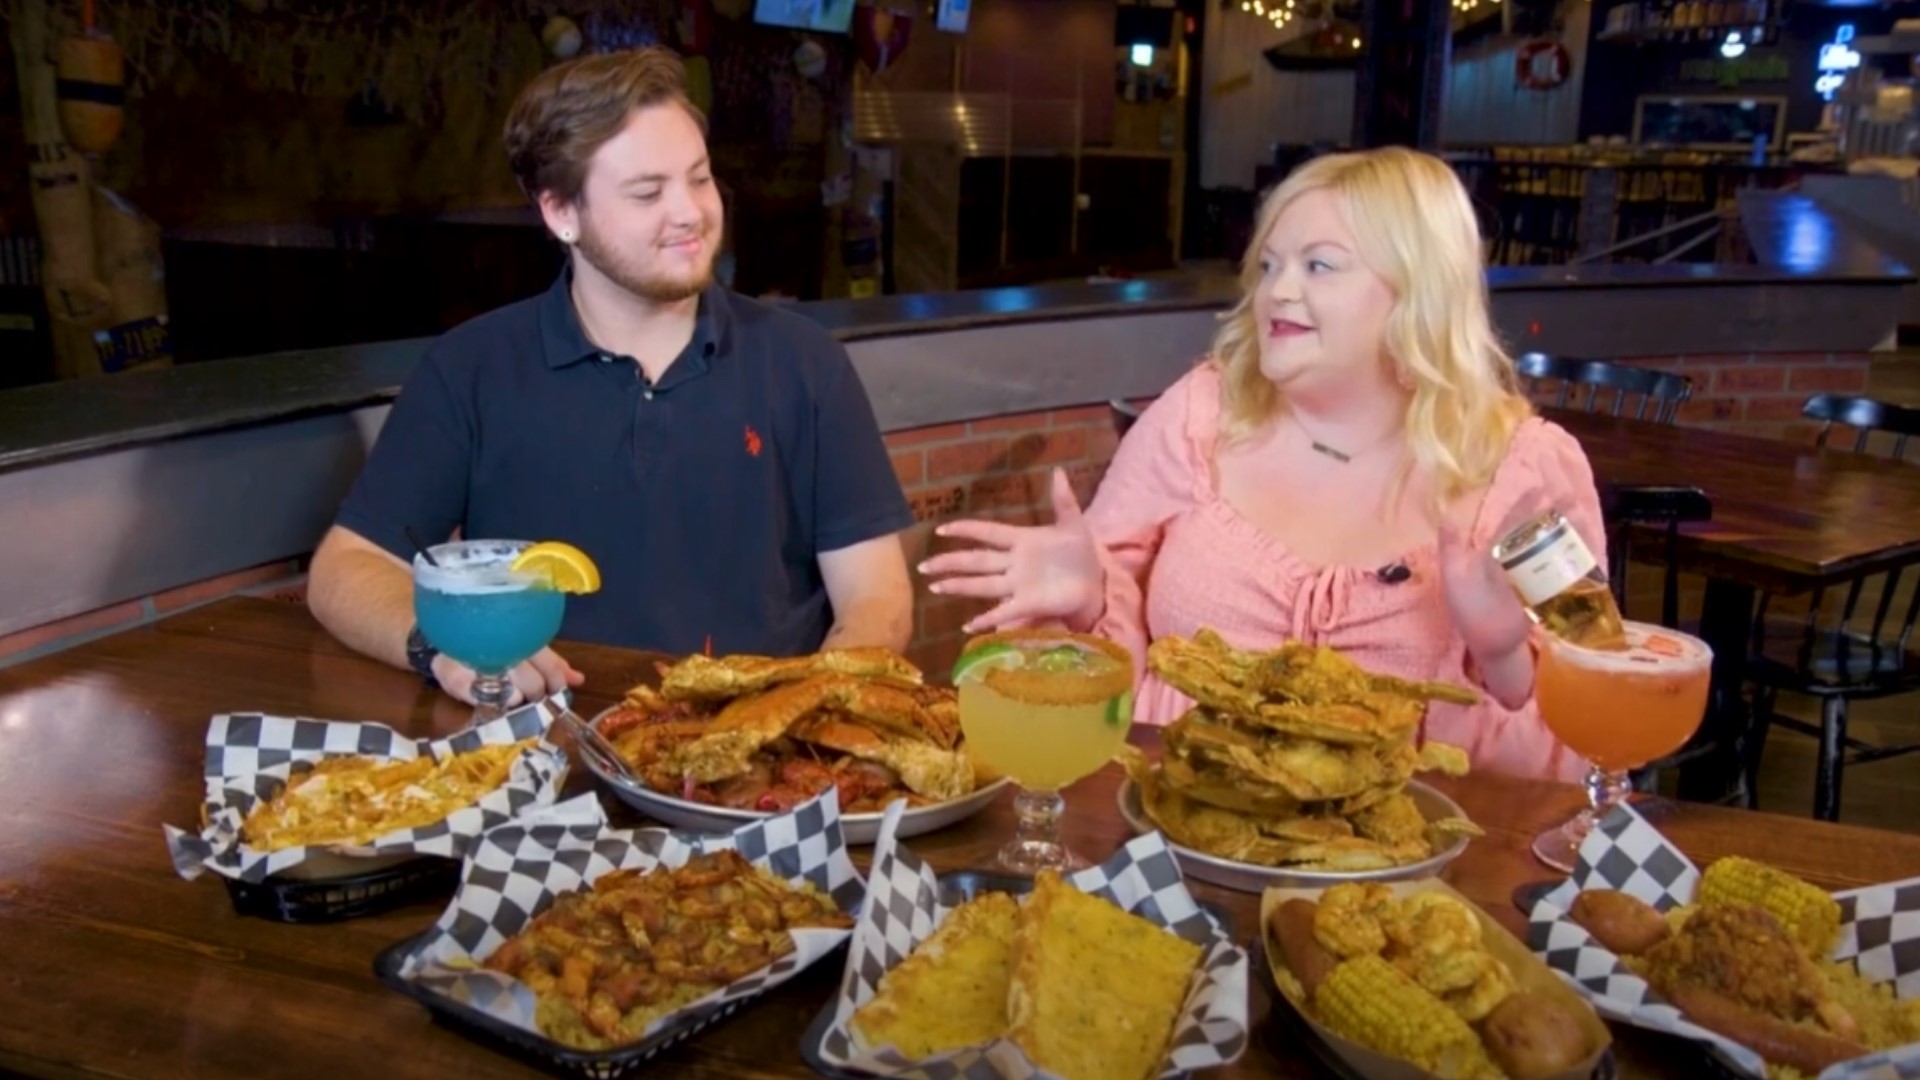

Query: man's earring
[558,229,574,244]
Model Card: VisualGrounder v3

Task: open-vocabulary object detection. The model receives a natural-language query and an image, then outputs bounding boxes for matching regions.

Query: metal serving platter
[1116,777,1473,893]
[582,705,1011,844]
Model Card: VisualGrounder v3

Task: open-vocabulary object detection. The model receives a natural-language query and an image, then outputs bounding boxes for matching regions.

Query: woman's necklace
[1301,425,1403,465]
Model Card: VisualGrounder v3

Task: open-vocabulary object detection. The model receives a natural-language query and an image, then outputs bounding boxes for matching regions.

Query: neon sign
[1815,23,1860,101]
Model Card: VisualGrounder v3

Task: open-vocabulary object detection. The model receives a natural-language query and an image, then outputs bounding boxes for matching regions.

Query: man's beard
[575,221,718,303]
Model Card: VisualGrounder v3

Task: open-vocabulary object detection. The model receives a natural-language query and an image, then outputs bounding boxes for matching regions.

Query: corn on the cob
[1698,856,1841,957]
[1312,954,1503,1080]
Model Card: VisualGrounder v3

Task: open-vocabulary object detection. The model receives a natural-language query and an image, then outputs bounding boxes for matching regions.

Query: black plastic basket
[223,857,460,924]
[800,869,1238,1080]
[373,931,768,1080]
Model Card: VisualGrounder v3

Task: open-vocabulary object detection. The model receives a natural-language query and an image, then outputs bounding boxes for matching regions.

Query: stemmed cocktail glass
[953,630,1134,874]
[1530,620,1714,873]
[413,540,570,725]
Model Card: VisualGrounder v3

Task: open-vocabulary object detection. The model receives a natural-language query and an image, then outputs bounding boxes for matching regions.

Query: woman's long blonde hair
[1211,146,1532,516]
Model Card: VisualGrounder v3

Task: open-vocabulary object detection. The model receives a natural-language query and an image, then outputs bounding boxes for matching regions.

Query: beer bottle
[1492,509,1630,651]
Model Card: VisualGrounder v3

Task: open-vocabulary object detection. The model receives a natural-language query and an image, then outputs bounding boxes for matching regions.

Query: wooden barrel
[56,33,125,154]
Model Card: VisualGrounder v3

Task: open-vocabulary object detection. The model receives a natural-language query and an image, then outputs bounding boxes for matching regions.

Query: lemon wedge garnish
[510,542,601,594]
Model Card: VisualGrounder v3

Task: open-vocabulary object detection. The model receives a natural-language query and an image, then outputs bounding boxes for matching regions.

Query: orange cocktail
[1531,621,1713,873]
[1537,626,1711,770]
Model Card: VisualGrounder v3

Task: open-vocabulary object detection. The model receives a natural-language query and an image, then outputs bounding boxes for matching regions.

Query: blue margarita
[413,541,566,714]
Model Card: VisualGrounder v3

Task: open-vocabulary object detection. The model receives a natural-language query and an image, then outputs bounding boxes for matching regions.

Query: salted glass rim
[1539,618,1714,672]
[411,539,538,592]
[960,629,1133,705]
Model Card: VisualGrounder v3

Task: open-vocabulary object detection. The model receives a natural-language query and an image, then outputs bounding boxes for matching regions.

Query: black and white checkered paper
[163,694,572,883]
[813,804,1250,1079]
[391,789,863,1058]
[1527,802,1920,1080]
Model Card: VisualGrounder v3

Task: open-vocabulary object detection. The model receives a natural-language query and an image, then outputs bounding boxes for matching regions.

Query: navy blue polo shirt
[335,270,914,657]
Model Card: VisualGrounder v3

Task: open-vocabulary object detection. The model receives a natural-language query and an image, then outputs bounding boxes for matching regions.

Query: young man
[308,48,914,707]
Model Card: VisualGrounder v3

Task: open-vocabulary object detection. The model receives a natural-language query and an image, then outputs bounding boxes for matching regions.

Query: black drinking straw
[403,526,441,567]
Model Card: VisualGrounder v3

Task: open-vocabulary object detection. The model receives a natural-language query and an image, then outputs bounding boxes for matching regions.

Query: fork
[555,705,649,792]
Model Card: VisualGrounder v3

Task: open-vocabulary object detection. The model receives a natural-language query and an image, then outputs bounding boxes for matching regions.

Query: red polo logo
[744,425,763,457]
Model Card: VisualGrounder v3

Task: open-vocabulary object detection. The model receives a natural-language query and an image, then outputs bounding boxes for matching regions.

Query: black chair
[1109,399,1143,439]
[1740,393,1920,821]
[1602,485,1724,797]
[1514,352,1693,425]
[1603,484,1714,633]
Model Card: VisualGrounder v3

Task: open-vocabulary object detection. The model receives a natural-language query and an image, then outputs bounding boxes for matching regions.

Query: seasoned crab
[658,648,923,703]
[664,675,959,783]
[787,715,974,801]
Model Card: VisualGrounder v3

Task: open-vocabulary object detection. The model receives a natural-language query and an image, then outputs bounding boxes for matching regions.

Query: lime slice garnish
[1033,645,1088,672]
[951,642,1021,685]
[1105,690,1134,729]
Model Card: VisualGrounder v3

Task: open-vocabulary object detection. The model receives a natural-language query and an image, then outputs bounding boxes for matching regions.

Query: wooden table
[1550,409,1920,804]
[7,597,1920,1080]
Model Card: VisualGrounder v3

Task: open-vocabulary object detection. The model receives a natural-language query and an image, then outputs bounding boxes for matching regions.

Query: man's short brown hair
[503,47,708,205]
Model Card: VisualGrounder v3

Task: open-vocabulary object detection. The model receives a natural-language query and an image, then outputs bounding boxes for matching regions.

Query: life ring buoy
[1515,39,1571,91]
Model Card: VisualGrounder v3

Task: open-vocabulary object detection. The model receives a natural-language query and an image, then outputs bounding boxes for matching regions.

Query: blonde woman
[919,147,1602,781]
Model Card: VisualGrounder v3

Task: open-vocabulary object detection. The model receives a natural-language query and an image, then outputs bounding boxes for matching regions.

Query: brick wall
[889,404,1127,676]
[1536,352,1872,443]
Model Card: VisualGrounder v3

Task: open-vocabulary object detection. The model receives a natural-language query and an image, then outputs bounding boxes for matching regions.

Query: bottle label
[1503,527,1600,606]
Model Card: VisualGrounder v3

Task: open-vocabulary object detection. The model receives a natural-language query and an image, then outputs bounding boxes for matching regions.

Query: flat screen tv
[753,0,857,33]
[937,0,972,34]
[1632,94,1788,151]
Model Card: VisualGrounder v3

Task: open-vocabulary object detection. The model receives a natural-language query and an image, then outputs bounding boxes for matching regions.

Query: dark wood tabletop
[1546,408,1920,802]
[6,596,1920,1080]
[1550,408,1920,591]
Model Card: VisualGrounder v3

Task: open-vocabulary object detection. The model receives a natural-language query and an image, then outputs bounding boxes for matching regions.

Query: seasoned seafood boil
[1567,857,1920,1079]
[598,648,980,814]
[1121,630,1482,871]
[1267,887,1597,1080]
[481,850,853,1050]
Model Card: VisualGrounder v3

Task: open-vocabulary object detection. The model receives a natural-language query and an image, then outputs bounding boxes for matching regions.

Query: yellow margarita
[953,630,1134,873]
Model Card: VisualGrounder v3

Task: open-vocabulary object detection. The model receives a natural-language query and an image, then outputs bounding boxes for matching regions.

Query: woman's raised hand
[917,468,1106,635]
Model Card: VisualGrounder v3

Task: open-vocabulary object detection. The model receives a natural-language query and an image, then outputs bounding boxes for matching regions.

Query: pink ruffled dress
[1086,363,1605,783]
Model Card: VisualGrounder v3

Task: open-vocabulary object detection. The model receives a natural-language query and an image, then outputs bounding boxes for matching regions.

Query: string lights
[1238,0,1297,33]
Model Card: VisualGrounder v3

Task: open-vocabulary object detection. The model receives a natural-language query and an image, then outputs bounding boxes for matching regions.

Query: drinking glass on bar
[1529,621,1714,873]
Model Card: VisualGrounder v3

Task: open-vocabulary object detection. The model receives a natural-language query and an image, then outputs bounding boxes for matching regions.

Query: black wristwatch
[406,624,441,686]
